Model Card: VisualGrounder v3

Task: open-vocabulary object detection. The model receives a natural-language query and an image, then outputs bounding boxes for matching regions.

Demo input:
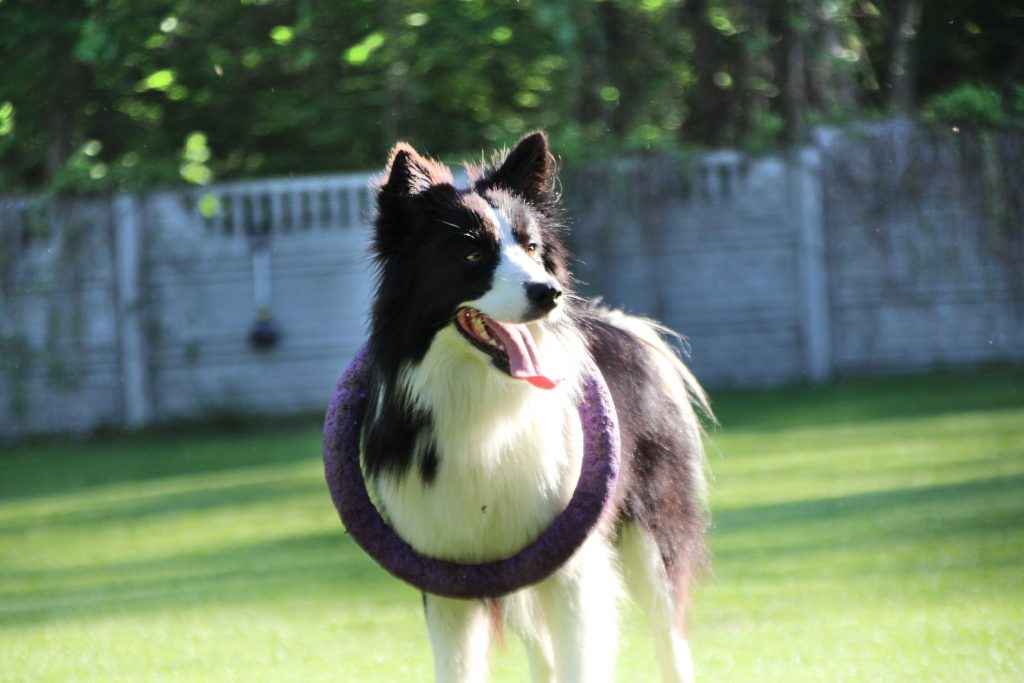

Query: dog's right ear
[380,143,435,198]
[375,143,453,257]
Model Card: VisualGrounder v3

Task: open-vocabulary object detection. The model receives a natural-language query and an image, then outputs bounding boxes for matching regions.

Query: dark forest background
[1,0,1021,193]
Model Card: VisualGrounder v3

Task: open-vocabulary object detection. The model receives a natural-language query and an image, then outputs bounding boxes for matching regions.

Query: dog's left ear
[484,131,553,203]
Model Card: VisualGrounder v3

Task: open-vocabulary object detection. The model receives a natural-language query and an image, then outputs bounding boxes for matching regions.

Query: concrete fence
[2,122,1022,436]
[565,147,833,386]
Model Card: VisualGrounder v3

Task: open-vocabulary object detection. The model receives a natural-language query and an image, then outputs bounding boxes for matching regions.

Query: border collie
[363,131,711,683]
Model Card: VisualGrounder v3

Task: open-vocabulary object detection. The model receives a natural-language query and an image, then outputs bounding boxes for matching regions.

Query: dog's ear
[380,143,436,198]
[375,145,425,258]
[374,143,455,258]
[484,131,553,203]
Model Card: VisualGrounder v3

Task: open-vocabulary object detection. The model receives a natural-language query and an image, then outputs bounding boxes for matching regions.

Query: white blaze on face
[466,206,553,323]
[453,203,564,389]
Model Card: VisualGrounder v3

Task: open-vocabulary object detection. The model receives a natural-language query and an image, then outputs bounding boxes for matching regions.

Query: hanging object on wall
[248,227,281,350]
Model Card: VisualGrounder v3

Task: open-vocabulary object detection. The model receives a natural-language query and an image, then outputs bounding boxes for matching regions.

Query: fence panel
[819,122,1024,374]
[0,197,124,434]
[142,175,375,422]
[564,153,813,386]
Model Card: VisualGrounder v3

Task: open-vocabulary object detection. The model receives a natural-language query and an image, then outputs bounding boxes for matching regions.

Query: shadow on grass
[1,529,399,627]
[711,472,1024,576]
[17,474,1014,628]
[0,475,320,534]
[3,364,1021,640]
[0,419,324,502]
[710,364,1024,432]
[4,366,1021,500]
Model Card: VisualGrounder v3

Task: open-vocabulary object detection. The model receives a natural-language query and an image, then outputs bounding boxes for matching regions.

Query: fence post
[793,147,832,383]
[113,193,151,426]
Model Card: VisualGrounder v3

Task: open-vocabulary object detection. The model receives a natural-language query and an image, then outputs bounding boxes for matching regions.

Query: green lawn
[2,367,1023,682]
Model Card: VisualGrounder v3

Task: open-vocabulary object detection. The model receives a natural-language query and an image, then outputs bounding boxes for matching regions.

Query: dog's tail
[597,307,715,506]
[597,308,714,424]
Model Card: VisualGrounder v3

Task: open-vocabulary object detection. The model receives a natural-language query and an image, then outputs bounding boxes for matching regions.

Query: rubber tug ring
[322,344,622,599]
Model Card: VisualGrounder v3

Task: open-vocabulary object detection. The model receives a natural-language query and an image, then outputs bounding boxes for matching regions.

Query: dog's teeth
[462,309,504,350]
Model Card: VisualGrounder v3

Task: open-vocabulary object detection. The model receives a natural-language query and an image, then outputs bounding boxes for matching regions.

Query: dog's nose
[525,282,563,311]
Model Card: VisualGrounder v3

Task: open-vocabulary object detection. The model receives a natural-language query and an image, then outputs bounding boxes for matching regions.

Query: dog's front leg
[424,594,492,683]
[538,536,620,683]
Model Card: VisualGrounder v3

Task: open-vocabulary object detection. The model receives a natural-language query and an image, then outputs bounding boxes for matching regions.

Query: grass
[2,366,1023,682]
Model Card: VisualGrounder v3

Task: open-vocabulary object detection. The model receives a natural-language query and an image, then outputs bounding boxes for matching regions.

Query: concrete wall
[563,149,831,386]
[139,177,374,423]
[1,175,377,436]
[0,197,125,434]
[2,123,1021,436]
[818,122,1024,374]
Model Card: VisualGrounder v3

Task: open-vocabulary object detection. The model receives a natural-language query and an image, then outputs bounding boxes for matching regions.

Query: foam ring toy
[322,344,621,600]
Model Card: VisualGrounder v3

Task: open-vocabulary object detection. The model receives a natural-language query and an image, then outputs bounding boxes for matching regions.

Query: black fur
[362,386,436,482]
[579,311,709,584]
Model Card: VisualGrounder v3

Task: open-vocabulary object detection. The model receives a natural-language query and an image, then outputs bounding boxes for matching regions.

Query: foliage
[0,0,1021,193]
[921,83,1010,127]
[2,367,1023,681]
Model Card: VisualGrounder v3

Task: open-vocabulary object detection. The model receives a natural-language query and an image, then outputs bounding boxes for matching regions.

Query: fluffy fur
[363,131,711,683]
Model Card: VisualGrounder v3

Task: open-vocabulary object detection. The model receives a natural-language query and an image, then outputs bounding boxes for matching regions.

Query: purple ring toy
[323,344,621,600]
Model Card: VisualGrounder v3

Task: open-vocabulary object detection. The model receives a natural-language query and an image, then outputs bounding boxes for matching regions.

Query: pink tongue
[486,321,560,390]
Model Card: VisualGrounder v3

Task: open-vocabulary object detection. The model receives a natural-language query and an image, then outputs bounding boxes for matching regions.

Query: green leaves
[269,26,294,46]
[922,84,1010,128]
[137,68,176,92]
[181,132,213,185]
[0,101,14,137]
[343,31,385,65]
[1,0,1021,193]
[73,17,117,65]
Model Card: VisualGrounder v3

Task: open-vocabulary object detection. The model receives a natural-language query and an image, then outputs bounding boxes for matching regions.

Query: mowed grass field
[2,367,1022,682]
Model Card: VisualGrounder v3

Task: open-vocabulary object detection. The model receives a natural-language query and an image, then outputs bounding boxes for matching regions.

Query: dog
[362,131,711,683]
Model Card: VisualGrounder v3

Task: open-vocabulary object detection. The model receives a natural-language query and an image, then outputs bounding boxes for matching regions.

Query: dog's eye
[525,242,540,258]
[465,249,484,263]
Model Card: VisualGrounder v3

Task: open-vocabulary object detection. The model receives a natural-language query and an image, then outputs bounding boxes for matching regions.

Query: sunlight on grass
[1,368,1023,682]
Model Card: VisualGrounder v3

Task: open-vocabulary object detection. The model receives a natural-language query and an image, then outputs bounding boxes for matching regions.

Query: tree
[0,0,1020,193]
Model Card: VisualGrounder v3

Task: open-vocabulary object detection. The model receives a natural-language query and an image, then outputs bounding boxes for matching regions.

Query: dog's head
[370,132,572,389]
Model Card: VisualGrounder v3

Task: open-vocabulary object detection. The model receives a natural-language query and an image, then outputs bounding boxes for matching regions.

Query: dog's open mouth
[455,307,560,390]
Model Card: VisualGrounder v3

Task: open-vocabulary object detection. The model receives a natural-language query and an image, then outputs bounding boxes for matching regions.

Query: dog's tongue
[488,321,560,390]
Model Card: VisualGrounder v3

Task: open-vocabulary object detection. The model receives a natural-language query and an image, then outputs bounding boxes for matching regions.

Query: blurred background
[1,0,1023,190]
[1,0,1022,436]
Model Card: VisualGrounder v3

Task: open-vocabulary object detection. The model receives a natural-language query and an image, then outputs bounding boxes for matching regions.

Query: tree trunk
[44,57,84,183]
[889,0,921,114]
[737,3,768,146]
[782,1,808,145]
[811,5,859,117]
[381,0,407,145]
[569,0,611,130]
[681,0,727,146]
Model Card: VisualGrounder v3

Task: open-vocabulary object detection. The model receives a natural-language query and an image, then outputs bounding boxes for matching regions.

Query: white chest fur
[373,325,586,563]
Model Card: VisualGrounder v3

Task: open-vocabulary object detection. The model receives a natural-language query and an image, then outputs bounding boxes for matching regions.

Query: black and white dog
[363,131,710,683]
